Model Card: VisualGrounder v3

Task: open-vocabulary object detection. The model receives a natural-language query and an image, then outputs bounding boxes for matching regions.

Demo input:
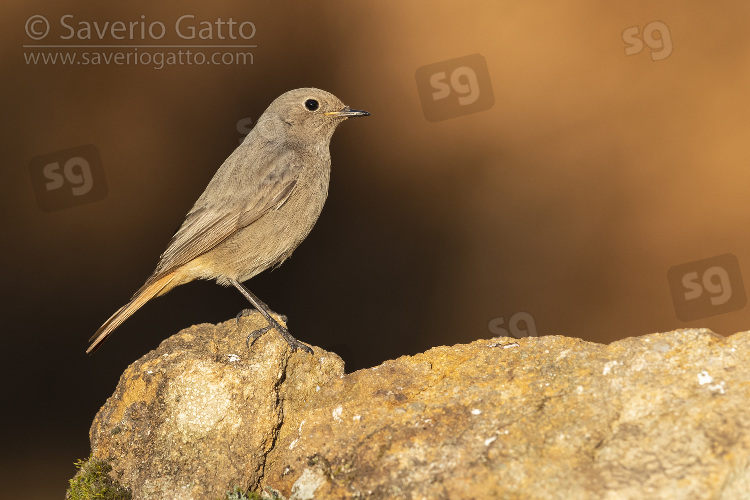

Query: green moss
[225,486,251,500]
[66,455,131,500]
[224,486,284,499]
[332,461,356,482]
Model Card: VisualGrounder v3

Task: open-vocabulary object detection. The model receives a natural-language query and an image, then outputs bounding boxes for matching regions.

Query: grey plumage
[88,88,369,354]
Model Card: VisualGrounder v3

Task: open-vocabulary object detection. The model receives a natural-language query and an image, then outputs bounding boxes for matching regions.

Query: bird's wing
[153,148,301,277]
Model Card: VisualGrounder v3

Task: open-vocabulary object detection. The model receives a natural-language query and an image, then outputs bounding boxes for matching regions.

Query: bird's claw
[246,325,273,348]
[282,333,314,354]
[242,318,313,354]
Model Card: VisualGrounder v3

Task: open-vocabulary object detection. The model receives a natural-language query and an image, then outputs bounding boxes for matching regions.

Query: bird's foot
[276,325,314,354]
[246,325,273,347]
[239,311,312,354]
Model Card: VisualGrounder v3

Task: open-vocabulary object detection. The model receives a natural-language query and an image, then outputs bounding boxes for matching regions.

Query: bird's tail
[87,273,176,354]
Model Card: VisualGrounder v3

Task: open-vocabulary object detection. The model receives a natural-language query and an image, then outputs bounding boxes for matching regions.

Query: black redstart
[88,88,369,354]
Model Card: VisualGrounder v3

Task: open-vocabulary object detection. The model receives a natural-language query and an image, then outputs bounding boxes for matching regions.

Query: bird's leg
[229,279,313,354]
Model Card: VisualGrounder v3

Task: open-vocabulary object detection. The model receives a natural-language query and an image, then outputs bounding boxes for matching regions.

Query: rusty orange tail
[87,273,176,354]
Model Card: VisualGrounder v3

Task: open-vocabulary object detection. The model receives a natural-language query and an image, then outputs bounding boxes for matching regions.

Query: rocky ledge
[69,313,750,499]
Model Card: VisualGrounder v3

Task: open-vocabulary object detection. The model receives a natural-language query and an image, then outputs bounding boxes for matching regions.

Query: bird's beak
[325,106,370,118]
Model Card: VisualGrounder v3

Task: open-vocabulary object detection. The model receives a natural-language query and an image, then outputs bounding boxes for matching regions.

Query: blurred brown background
[3,1,750,497]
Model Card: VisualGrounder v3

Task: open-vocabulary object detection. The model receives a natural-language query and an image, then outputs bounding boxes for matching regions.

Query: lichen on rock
[74,316,750,499]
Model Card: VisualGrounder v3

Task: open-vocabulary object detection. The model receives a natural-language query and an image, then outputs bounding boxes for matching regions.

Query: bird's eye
[304,99,319,111]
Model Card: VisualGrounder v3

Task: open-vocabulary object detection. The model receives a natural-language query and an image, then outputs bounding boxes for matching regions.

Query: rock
[86,312,344,499]
[82,323,750,499]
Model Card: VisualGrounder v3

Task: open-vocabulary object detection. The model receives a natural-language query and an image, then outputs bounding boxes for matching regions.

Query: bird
[87,88,370,354]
